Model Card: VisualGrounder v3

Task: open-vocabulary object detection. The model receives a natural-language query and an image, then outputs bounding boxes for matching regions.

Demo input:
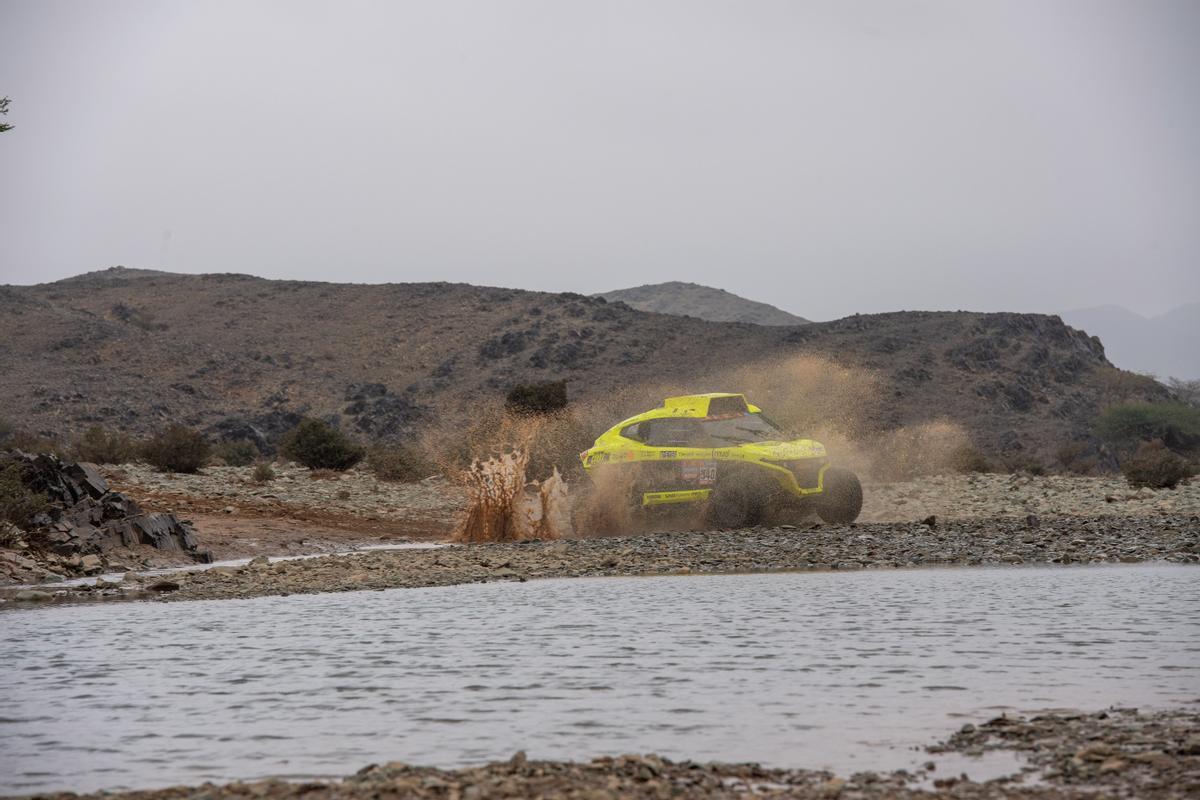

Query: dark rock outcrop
[3,450,209,561]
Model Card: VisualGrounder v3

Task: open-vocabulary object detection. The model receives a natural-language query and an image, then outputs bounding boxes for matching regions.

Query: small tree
[141,425,211,473]
[280,418,364,470]
[1095,403,1200,453]
[0,97,12,134]
[1167,377,1200,408]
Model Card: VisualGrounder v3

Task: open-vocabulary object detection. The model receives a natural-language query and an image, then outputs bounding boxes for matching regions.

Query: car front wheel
[816,467,863,524]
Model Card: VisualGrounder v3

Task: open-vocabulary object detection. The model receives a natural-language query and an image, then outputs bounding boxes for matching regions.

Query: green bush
[251,462,276,483]
[1122,440,1193,489]
[0,462,50,529]
[366,445,432,482]
[1095,403,1200,452]
[280,419,364,471]
[141,425,211,473]
[73,425,138,464]
[506,380,568,415]
[213,439,259,467]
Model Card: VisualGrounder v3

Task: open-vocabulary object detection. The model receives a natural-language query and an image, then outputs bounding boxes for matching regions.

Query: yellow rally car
[580,393,863,526]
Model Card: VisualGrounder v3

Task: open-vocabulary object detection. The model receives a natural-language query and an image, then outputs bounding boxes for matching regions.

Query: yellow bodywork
[580,392,830,507]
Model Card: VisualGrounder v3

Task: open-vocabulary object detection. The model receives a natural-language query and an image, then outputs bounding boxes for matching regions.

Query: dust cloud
[441,354,979,539]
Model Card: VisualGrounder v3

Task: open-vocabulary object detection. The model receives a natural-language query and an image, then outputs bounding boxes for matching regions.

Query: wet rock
[14,589,52,602]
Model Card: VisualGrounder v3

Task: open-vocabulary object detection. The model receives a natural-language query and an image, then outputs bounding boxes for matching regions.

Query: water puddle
[1,564,1196,794]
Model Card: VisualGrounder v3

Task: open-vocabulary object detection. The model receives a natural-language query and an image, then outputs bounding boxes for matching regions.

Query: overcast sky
[2,0,1197,320]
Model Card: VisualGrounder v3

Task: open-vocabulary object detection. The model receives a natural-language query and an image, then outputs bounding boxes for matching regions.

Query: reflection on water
[1,564,1197,794]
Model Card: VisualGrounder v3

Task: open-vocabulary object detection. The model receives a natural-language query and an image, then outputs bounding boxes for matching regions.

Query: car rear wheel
[816,468,863,524]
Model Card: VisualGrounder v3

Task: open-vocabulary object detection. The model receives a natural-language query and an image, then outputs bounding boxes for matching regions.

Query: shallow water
[28,542,448,590]
[1,564,1197,794]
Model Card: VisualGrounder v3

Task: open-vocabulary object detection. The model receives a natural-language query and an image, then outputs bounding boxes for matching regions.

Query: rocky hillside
[597,281,810,325]
[0,268,1167,460]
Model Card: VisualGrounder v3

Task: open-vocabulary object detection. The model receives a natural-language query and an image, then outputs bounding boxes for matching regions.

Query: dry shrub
[3,430,68,458]
[0,461,50,529]
[251,463,275,483]
[141,425,211,473]
[1123,440,1193,489]
[366,445,433,483]
[1056,441,1098,475]
[73,425,138,464]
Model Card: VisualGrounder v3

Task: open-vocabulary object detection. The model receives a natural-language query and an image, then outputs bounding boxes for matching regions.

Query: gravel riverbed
[12,709,1198,799]
[5,513,1195,604]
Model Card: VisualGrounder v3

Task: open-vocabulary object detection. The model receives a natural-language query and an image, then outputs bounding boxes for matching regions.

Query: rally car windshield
[702,412,786,444]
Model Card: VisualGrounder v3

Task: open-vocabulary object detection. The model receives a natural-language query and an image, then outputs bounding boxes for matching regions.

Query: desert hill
[597,281,810,326]
[0,268,1166,461]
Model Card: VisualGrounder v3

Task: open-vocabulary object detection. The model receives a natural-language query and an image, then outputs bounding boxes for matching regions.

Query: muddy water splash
[453,450,571,542]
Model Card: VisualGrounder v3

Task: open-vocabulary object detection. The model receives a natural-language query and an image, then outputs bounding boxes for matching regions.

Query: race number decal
[680,460,718,485]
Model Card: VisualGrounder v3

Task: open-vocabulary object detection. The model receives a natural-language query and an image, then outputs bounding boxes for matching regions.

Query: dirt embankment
[14,709,1199,799]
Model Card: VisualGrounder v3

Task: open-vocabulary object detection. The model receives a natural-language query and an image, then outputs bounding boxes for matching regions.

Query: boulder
[2,449,206,563]
[63,462,109,499]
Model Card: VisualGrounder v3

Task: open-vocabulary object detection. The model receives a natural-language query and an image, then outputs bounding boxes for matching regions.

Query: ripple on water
[0,563,1197,795]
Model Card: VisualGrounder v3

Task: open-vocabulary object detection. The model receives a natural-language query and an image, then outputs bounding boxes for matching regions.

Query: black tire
[704,476,774,529]
[816,467,863,524]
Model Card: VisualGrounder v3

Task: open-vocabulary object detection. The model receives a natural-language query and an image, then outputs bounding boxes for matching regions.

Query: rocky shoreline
[12,708,1198,799]
[4,513,1195,605]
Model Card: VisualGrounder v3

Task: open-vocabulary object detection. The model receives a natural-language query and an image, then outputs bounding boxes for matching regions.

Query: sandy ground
[109,465,1200,559]
[11,708,1199,799]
